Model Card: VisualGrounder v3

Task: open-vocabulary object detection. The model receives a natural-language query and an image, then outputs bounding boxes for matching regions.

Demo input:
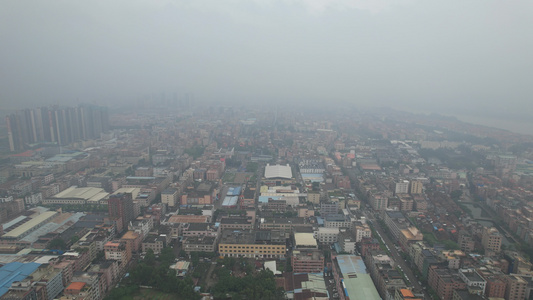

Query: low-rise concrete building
[31,264,64,300]
[292,249,324,274]
[315,227,339,244]
[142,235,167,254]
[218,229,286,259]
[182,235,217,253]
[458,268,486,295]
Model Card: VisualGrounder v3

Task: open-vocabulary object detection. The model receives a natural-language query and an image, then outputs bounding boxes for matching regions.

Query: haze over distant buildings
[5,105,109,151]
[1,0,532,134]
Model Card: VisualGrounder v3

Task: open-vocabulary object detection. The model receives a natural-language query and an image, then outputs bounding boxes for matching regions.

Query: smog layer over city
[0,1,533,300]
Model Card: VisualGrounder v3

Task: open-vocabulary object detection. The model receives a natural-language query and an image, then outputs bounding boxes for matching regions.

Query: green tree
[179,249,187,258]
[130,263,153,285]
[125,166,134,176]
[144,248,156,265]
[450,190,463,200]
[104,284,139,300]
[442,240,460,250]
[49,238,67,250]
[159,247,175,266]
[223,256,236,269]
[246,162,259,173]
[212,270,282,300]
[191,252,200,266]
[70,235,80,244]
[93,250,105,263]
[184,146,205,159]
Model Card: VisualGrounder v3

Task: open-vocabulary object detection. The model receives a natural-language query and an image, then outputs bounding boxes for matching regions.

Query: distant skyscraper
[108,193,134,231]
[5,104,109,151]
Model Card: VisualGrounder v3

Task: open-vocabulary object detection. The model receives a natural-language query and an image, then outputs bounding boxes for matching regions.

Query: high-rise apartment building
[108,193,134,231]
[161,188,178,207]
[5,104,109,151]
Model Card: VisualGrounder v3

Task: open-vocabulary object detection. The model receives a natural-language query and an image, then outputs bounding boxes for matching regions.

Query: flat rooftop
[293,250,323,261]
[185,223,210,231]
[183,236,216,245]
[264,164,292,179]
[113,187,141,198]
[294,233,317,247]
[162,188,178,195]
[385,211,405,219]
[220,229,255,244]
[262,217,304,225]
[460,269,484,282]
[221,217,250,225]
[121,231,140,240]
[168,215,209,223]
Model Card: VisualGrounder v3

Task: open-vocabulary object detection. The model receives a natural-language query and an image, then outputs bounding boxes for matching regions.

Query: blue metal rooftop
[258,196,282,203]
[226,187,242,196]
[0,262,41,297]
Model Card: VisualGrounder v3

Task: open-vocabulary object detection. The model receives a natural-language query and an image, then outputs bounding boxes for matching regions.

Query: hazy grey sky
[1,0,532,126]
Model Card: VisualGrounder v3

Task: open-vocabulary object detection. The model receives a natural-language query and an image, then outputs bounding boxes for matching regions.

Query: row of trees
[212,269,283,300]
[184,146,205,159]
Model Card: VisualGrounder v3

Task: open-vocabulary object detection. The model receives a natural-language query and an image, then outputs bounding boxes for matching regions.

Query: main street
[364,210,431,299]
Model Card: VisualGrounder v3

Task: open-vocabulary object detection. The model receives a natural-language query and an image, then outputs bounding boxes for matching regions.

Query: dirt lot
[234,172,253,184]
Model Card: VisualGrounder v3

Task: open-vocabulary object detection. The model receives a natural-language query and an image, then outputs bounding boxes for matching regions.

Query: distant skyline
[1,0,532,135]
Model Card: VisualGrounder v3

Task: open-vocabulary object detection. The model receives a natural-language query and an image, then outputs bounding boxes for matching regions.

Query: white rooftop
[264,260,281,275]
[294,232,318,247]
[34,255,59,264]
[112,187,141,199]
[264,164,292,179]
[318,227,340,234]
[3,211,58,239]
[52,186,109,202]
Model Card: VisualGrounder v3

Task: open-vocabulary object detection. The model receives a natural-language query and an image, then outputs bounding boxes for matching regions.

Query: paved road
[214,185,229,210]
[205,261,218,289]
[323,272,339,299]
[364,211,430,299]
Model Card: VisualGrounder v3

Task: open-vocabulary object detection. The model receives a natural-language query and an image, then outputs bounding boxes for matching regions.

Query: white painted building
[25,192,42,205]
[459,268,486,295]
[395,180,409,195]
[315,227,339,244]
[355,224,372,242]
